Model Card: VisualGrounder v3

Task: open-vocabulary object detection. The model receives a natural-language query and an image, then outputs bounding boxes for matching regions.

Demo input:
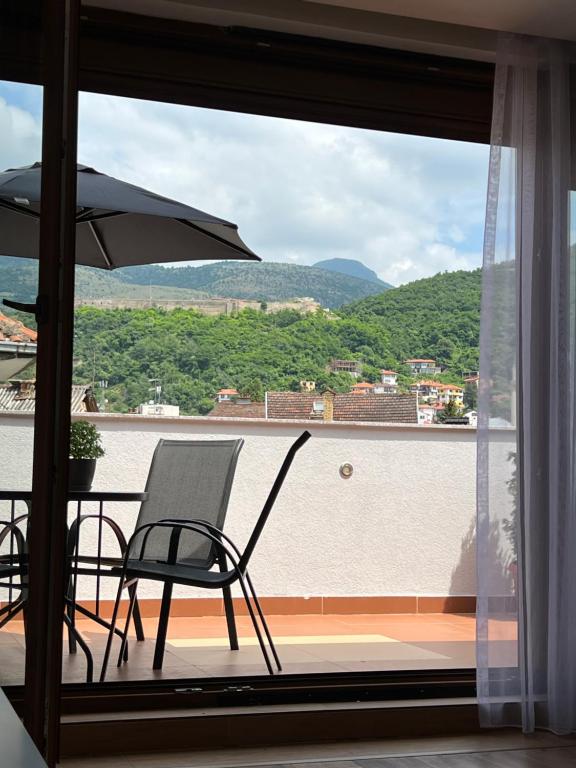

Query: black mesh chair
[100,430,311,681]
[69,438,244,673]
[0,519,27,628]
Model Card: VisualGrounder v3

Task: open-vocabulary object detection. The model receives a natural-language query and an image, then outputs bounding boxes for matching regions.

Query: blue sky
[0,81,489,285]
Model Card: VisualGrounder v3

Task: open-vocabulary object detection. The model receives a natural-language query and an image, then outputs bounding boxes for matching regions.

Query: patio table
[0,490,147,682]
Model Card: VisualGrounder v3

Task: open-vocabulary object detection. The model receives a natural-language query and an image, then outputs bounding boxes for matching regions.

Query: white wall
[0,412,499,601]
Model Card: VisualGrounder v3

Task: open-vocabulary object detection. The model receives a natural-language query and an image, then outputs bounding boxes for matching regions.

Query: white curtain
[477,32,576,733]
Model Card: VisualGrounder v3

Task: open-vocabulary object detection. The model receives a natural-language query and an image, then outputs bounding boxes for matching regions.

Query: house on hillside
[410,380,443,401]
[351,381,375,394]
[329,359,362,377]
[216,388,239,402]
[376,370,398,393]
[464,373,480,389]
[437,384,464,407]
[404,358,442,376]
[417,403,436,425]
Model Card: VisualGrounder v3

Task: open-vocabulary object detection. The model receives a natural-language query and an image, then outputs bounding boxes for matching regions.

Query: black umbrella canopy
[0,162,260,269]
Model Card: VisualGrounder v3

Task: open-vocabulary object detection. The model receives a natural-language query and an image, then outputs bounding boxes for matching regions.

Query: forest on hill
[0,257,387,309]
[70,269,481,415]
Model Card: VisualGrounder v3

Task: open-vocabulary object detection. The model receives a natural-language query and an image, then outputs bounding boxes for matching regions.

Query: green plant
[69,420,105,460]
[435,398,464,423]
[503,451,518,560]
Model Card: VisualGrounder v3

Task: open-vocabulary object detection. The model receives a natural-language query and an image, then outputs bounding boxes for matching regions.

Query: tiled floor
[58,732,576,768]
[0,612,477,685]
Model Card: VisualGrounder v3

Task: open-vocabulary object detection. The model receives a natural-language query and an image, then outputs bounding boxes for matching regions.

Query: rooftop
[0,313,37,343]
[0,381,88,413]
[210,400,266,418]
[266,391,417,423]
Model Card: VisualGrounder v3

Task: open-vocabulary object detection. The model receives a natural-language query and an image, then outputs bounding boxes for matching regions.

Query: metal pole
[23,1,79,764]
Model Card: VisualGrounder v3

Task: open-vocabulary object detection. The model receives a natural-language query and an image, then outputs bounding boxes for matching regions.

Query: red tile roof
[217,388,239,395]
[380,370,397,375]
[266,392,417,424]
[352,382,375,389]
[209,401,266,419]
[415,380,444,387]
[0,313,37,343]
[405,358,436,363]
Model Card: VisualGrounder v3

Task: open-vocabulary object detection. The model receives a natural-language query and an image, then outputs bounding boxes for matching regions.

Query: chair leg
[130,580,145,642]
[237,573,274,675]
[246,573,281,671]
[100,576,126,682]
[153,581,173,670]
[222,585,239,651]
[117,580,139,666]
[63,613,94,683]
[66,584,78,654]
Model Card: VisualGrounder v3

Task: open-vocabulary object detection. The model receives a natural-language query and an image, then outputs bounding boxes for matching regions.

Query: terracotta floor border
[0,595,476,619]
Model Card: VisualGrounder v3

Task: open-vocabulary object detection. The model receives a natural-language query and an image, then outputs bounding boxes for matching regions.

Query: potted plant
[503,451,518,587]
[69,420,105,492]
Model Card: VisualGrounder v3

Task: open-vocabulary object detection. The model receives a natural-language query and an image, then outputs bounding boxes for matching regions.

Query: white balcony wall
[0,413,513,601]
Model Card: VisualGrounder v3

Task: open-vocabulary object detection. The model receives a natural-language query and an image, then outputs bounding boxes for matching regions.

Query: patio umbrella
[0,162,260,269]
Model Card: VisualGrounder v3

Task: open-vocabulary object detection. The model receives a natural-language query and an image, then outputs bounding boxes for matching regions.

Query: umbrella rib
[76,210,126,224]
[175,218,260,261]
[0,198,40,219]
[88,221,114,269]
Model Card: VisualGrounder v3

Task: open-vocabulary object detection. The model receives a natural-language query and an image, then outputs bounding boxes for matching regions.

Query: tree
[464,382,478,410]
[239,377,265,402]
[436,398,464,423]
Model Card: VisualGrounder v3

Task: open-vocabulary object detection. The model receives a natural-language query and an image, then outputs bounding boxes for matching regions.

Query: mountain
[313,258,391,288]
[0,256,208,303]
[0,258,384,309]
[113,262,385,308]
[341,269,481,375]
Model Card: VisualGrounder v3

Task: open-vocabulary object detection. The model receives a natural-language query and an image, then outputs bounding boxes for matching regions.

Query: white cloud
[0,83,489,286]
[0,96,42,171]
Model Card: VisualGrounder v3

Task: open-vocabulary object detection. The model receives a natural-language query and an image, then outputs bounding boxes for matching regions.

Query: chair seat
[118,559,235,589]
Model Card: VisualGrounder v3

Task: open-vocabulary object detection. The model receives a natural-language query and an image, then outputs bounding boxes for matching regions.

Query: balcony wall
[0,412,514,609]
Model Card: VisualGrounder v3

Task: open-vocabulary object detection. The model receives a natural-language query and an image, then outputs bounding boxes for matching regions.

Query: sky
[0,81,489,286]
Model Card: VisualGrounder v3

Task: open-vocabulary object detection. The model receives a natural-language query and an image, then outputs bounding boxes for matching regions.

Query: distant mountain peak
[313,258,391,288]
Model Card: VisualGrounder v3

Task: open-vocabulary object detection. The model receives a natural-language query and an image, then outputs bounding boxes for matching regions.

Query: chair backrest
[238,430,310,572]
[135,438,244,568]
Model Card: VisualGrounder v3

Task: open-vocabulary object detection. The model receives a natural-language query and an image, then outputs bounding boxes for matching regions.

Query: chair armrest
[126,520,242,573]
[0,520,27,556]
[159,518,242,561]
[67,514,128,560]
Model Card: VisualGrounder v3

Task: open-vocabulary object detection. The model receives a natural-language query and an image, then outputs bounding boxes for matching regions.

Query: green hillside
[115,261,386,307]
[0,257,386,308]
[68,269,481,416]
[0,257,208,302]
[342,269,481,375]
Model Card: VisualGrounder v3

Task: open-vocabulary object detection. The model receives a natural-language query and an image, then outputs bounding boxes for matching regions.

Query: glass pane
[62,91,488,686]
[0,79,43,686]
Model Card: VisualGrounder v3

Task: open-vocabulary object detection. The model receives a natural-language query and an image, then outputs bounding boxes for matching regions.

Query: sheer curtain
[477,32,576,733]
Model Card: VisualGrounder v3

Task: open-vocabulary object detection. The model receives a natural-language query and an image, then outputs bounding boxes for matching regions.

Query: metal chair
[0,518,28,628]
[100,430,311,681]
[72,438,243,673]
